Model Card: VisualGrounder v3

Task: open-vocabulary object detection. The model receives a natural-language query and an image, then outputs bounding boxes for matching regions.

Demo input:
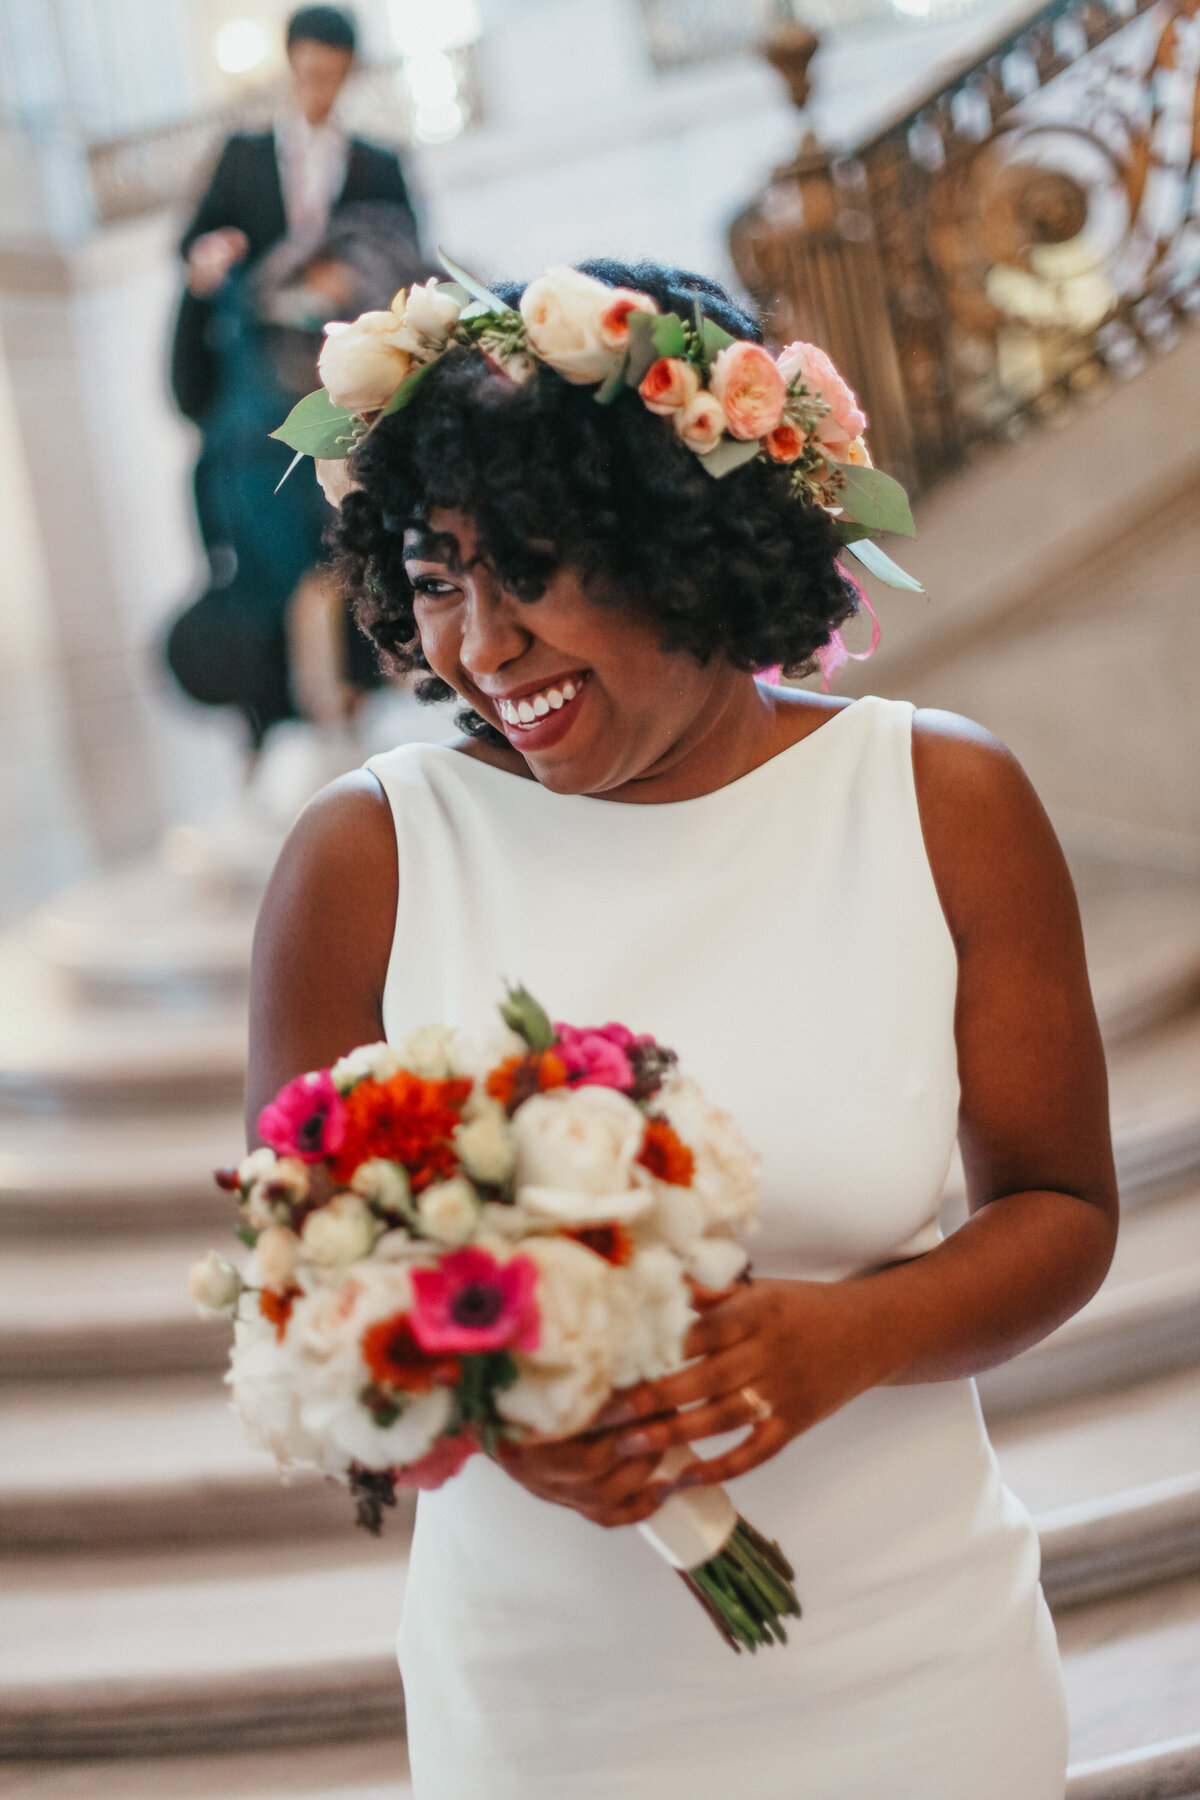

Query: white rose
[238,1146,278,1188]
[417,1177,481,1246]
[228,1315,325,1468]
[351,1158,411,1216]
[513,1087,652,1225]
[307,1386,453,1472]
[255,1225,301,1291]
[331,1041,405,1093]
[686,1234,749,1291]
[188,1250,244,1315]
[452,1023,525,1090]
[519,266,624,384]
[300,1193,381,1268]
[607,1245,695,1388]
[372,1228,431,1261]
[318,312,413,411]
[397,1022,459,1080]
[657,1077,760,1231]
[497,1236,615,1437]
[292,1262,415,1361]
[401,277,462,345]
[454,1102,515,1186]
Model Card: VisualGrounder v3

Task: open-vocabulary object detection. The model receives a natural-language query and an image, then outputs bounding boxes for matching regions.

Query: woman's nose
[459,579,531,674]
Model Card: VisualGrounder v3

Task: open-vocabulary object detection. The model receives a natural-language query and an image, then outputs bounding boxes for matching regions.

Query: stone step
[1076,864,1200,1047]
[3,1350,1197,1559]
[1107,1008,1200,1206]
[1,1534,1197,1762]
[0,1106,241,1235]
[1,1736,1197,1800]
[0,1738,412,1799]
[31,856,257,1002]
[0,931,245,1113]
[0,1538,408,1759]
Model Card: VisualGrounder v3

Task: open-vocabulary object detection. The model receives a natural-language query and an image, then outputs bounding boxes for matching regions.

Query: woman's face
[402,508,749,798]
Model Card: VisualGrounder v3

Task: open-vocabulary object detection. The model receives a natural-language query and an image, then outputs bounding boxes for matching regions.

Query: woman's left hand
[589,1275,888,1493]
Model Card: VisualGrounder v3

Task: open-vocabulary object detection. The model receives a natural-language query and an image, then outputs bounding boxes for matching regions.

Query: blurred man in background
[172,4,418,421]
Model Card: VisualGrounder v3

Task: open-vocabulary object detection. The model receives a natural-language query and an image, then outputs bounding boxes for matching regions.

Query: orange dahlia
[329,1071,473,1190]
[561,1221,635,1266]
[486,1050,568,1114]
[361,1311,462,1393]
[637,1117,695,1186]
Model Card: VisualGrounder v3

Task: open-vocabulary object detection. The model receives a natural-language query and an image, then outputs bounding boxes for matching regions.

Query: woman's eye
[409,575,458,599]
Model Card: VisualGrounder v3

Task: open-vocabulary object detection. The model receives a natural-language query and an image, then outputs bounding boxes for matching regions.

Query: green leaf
[593,354,630,405]
[435,281,471,305]
[437,247,515,317]
[651,313,687,359]
[699,316,736,359]
[697,437,762,479]
[500,983,556,1052]
[829,461,916,538]
[269,387,361,458]
[377,357,438,418]
[833,519,875,545]
[625,312,657,387]
[273,449,306,494]
[844,537,925,591]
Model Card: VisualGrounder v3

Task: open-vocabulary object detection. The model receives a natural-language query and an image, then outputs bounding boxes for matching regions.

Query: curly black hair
[329,258,859,737]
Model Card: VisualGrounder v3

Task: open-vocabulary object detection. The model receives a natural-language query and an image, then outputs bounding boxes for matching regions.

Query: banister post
[730,19,918,492]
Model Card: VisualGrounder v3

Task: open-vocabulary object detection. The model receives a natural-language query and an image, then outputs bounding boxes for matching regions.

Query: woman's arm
[245,771,398,1144]
[551,713,1118,1517]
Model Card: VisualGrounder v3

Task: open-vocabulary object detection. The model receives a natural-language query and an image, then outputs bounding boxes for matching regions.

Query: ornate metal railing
[731,0,1200,494]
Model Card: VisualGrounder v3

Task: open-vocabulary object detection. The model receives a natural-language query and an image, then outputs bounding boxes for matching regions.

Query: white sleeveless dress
[366,696,1068,1800]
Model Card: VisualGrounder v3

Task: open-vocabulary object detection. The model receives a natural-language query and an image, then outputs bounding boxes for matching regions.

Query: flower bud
[256,1225,301,1291]
[188,1251,244,1315]
[417,1177,481,1247]
[301,1193,380,1267]
[454,1106,515,1186]
[351,1159,412,1216]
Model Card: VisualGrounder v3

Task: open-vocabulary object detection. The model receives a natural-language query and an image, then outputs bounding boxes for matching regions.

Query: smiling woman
[247,256,1117,1798]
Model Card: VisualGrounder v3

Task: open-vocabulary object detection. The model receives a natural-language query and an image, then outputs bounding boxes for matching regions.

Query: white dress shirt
[274,114,350,249]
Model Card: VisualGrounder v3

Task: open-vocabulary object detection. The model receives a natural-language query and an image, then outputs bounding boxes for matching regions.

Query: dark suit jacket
[171,131,418,421]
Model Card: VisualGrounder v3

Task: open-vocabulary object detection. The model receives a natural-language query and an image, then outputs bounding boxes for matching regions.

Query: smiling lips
[493,674,588,729]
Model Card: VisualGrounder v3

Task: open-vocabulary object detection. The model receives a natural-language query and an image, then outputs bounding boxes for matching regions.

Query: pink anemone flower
[394,1430,479,1490]
[410,1247,541,1355]
[553,1021,656,1092]
[258,1069,347,1164]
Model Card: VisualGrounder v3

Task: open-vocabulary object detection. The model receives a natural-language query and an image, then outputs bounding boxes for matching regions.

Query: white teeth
[495,675,586,729]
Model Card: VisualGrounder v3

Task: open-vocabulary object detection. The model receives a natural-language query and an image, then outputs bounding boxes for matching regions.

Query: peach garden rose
[776,341,868,452]
[638,356,701,416]
[708,341,787,441]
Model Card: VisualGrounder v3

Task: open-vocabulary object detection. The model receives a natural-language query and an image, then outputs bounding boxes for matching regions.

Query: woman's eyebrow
[402,529,464,567]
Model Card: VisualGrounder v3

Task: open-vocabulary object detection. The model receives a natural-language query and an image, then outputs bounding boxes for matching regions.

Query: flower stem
[682,1516,801,1653]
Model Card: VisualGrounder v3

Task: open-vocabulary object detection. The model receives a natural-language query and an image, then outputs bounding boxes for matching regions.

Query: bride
[246,258,1116,1797]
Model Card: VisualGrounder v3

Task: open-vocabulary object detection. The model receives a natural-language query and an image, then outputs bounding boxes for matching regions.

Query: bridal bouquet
[191,988,799,1652]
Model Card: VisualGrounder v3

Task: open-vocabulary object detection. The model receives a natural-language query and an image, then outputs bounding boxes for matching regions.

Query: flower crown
[271,252,921,594]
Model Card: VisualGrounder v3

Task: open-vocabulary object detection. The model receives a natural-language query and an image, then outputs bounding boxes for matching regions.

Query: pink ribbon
[814,571,880,692]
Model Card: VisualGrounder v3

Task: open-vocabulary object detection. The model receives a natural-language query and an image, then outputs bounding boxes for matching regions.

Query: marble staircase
[1,843,1199,1795]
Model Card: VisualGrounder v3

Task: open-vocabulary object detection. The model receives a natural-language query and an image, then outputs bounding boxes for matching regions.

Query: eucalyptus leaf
[269,387,360,458]
[697,436,762,480]
[273,449,306,494]
[625,312,661,387]
[593,355,630,405]
[378,357,437,418]
[437,248,515,317]
[844,537,925,591]
[435,281,471,304]
[833,519,875,545]
[699,316,736,359]
[651,313,687,359]
[829,461,917,538]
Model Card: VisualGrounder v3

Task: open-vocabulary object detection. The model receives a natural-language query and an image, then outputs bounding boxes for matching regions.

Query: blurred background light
[388,0,483,57]
[215,17,270,74]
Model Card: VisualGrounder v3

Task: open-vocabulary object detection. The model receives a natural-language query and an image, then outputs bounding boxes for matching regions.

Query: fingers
[683,1288,758,1359]
[595,1339,759,1431]
[613,1385,767,1463]
[666,1418,788,1492]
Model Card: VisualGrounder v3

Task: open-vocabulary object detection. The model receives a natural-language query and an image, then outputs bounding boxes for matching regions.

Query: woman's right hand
[495,1427,667,1529]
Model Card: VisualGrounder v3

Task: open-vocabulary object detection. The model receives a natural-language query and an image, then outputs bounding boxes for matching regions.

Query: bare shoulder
[909,708,1078,952]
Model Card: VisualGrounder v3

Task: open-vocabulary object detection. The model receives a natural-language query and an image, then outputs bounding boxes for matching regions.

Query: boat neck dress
[364,695,1068,1800]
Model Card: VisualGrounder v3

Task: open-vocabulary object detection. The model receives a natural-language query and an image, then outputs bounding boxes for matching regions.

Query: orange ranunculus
[361,1311,462,1393]
[599,288,659,350]
[486,1050,569,1114]
[764,420,806,464]
[638,356,701,416]
[330,1071,473,1190]
[637,1117,696,1186]
[709,341,787,441]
